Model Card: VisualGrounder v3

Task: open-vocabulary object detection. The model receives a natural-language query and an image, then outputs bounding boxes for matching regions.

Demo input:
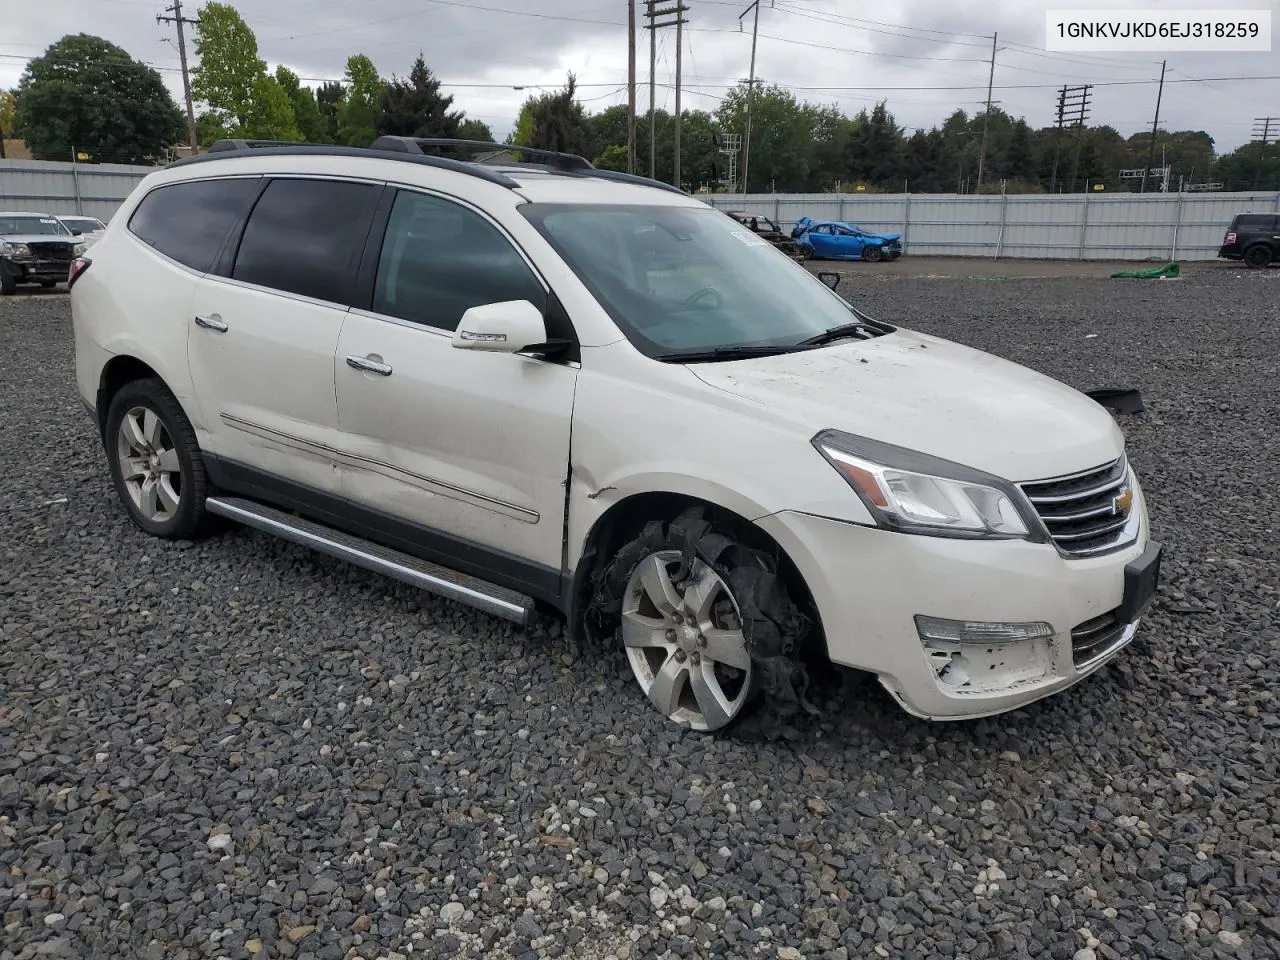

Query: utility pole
[1049,84,1090,192]
[1250,117,1277,189]
[643,1,686,187]
[742,0,757,193]
[1139,60,1166,194]
[674,3,685,190]
[976,32,997,188]
[1253,117,1277,148]
[627,0,637,174]
[157,0,200,154]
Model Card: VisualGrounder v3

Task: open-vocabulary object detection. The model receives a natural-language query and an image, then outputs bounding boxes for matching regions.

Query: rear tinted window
[128,178,261,272]
[232,178,379,305]
[1233,214,1276,230]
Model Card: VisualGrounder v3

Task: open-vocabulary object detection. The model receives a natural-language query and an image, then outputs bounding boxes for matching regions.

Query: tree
[338,55,383,147]
[316,81,345,142]
[13,34,183,163]
[377,54,460,139]
[512,74,591,156]
[192,2,265,134]
[716,83,814,191]
[276,66,324,141]
[456,119,493,143]
[245,75,302,140]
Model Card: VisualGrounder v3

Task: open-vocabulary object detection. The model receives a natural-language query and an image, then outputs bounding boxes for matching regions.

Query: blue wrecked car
[791,216,903,262]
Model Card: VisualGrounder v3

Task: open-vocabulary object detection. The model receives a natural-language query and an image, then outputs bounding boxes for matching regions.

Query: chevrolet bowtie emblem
[1112,487,1133,516]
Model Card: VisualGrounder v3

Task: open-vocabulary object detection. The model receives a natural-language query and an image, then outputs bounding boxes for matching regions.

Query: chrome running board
[205,496,537,626]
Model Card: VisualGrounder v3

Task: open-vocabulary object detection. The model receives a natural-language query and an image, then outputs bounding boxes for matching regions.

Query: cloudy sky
[3,0,1277,152]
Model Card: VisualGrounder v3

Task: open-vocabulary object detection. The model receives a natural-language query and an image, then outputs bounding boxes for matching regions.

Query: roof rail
[175,139,688,196]
[579,168,687,197]
[169,144,521,188]
[370,137,596,172]
[208,138,334,153]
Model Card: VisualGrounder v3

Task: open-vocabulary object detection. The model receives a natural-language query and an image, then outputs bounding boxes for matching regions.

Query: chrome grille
[1019,456,1136,558]
[1070,609,1126,666]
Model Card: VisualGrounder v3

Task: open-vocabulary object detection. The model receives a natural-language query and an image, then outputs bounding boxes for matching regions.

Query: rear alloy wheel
[1243,245,1272,268]
[105,378,210,539]
[862,245,883,263]
[621,550,754,731]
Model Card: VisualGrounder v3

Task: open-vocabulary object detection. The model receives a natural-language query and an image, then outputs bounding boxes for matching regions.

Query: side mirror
[452,299,549,354]
[817,271,841,291]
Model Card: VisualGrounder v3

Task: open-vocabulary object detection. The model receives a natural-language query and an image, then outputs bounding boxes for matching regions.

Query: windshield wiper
[795,321,877,347]
[654,344,811,363]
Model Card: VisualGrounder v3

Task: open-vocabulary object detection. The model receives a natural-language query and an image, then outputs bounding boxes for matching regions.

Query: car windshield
[61,217,103,231]
[522,203,874,358]
[0,216,73,236]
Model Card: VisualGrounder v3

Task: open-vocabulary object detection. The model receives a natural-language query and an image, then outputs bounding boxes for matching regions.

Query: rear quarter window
[128,178,261,272]
[1232,214,1276,231]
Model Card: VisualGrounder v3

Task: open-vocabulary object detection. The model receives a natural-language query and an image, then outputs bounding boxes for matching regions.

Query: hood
[868,232,901,243]
[0,234,77,245]
[687,329,1123,482]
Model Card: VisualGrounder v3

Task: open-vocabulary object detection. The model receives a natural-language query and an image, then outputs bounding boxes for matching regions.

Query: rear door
[187,176,383,496]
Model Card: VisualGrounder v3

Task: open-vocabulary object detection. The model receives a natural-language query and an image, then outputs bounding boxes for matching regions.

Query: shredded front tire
[587,506,818,736]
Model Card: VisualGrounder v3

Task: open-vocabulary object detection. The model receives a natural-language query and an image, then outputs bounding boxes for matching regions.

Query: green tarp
[1110,262,1180,279]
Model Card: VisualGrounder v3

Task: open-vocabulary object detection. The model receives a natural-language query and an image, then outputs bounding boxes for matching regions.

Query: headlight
[73,243,87,256]
[1,241,31,257]
[813,429,1039,540]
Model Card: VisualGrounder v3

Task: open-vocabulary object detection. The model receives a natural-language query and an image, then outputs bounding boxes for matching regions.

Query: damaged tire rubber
[587,507,817,734]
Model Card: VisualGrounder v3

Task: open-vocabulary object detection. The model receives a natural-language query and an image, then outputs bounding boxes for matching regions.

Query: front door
[334,188,577,582]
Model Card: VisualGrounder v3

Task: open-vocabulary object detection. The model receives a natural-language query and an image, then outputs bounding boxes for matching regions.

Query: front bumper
[756,492,1153,720]
[2,257,70,284]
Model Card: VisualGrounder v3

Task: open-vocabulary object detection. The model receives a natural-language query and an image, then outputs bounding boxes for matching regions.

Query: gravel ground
[1,269,1278,960]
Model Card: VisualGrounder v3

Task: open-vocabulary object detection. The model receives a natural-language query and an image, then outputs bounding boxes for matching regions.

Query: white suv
[70,137,1161,732]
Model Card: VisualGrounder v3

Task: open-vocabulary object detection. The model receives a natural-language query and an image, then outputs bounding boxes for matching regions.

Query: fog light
[915,616,1054,645]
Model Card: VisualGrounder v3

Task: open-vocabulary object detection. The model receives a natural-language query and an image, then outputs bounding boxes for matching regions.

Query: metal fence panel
[0,159,152,223]
[704,190,1280,260]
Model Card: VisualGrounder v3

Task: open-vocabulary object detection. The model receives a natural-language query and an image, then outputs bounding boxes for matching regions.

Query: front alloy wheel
[621,550,753,731]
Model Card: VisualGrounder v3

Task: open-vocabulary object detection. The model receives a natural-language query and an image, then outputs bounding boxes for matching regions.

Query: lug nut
[697,634,707,648]
[690,652,701,666]
[672,612,684,624]
[675,650,687,663]
[665,629,677,642]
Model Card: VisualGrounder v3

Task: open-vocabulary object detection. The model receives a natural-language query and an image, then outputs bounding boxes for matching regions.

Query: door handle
[195,314,228,333]
[346,355,393,376]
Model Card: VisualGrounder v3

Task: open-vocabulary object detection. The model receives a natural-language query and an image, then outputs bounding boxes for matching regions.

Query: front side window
[0,215,73,237]
[128,178,260,272]
[372,190,546,331]
[232,178,380,305]
[522,203,875,357]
